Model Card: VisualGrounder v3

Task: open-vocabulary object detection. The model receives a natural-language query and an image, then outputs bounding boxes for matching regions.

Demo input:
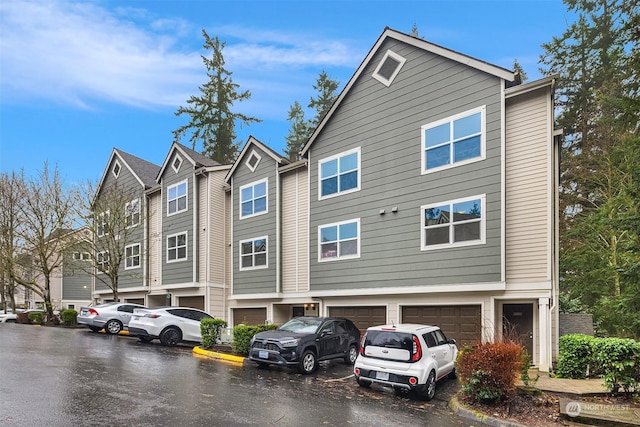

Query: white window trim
[318,218,361,262]
[372,49,406,87]
[96,250,109,274]
[125,198,140,229]
[239,178,268,219]
[421,105,486,175]
[166,231,188,263]
[112,160,121,178]
[72,252,91,261]
[172,155,183,173]
[318,147,361,201]
[239,236,268,271]
[245,150,262,172]
[167,180,188,216]
[420,194,486,251]
[97,211,109,237]
[125,243,141,270]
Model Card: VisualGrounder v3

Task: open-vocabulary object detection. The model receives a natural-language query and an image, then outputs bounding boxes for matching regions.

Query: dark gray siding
[231,145,278,294]
[161,152,195,285]
[308,38,503,291]
[62,267,92,300]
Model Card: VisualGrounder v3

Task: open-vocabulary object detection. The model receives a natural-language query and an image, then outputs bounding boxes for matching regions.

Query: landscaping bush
[200,318,228,349]
[556,334,596,379]
[456,341,525,403]
[61,309,78,326]
[27,311,44,325]
[592,337,640,394]
[232,323,279,355]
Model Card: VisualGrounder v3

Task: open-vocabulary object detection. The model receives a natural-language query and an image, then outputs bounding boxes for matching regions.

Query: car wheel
[344,344,358,364]
[138,336,153,343]
[448,368,457,379]
[356,377,371,388]
[160,327,182,346]
[89,326,101,333]
[104,320,123,335]
[298,350,318,374]
[419,370,436,401]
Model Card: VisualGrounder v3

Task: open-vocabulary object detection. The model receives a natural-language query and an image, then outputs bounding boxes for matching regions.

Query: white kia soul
[353,324,458,400]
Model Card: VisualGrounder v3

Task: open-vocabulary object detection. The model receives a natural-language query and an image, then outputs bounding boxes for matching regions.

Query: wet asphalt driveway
[0,324,479,426]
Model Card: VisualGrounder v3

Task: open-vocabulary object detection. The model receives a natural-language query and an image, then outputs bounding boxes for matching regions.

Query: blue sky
[0,0,574,185]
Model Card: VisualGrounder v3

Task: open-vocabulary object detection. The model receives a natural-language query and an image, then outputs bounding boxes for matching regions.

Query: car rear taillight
[88,309,99,316]
[411,335,422,362]
[144,314,161,318]
[359,333,367,355]
[354,368,361,376]
[409,377,418,385]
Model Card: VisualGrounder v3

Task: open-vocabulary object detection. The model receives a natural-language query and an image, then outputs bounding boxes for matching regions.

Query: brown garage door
[233,308,267,326]
[178,296,204,311]
[329,306,386,332]
[402,305,481,346]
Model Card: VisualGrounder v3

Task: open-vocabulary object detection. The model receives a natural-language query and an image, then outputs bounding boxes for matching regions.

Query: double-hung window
[125,198,140,228]
[319,219,360,261]
[319,148,360,199]
[240,179,267,219]
[125,243,141,269]
[167,181,187,215]
[421,195,485,250]
[96,211,109,237]
[421,106,485,173]
[97,251,109,272]
[167,232,187,262]
[240,236,267,270]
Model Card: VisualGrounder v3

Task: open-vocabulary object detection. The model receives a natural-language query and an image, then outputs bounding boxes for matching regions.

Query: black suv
[249,316,360,374]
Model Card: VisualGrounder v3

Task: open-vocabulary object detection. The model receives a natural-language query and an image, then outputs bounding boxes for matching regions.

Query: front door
[503,303,534,358]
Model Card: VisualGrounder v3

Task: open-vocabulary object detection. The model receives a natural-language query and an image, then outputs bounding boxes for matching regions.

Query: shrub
[27,311,44,325]
[456,341,525,403]
[232,323,279,355]
[556,334,596,379]
[61,309,78,326]
[200,318,228,349]
[592,337,640,394]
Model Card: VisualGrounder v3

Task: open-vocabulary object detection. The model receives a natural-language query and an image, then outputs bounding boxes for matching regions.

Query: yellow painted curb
[193,346,245,364]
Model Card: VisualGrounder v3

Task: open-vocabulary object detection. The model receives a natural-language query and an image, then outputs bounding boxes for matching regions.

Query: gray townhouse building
[82,28,560,371]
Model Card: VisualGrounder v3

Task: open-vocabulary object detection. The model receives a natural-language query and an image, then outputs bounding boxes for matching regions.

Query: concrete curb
[448,395,528,427]
[193,346,246,365]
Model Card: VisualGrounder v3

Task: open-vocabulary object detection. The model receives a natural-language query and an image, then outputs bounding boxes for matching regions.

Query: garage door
[233,308,267,326]
[402,305,481,346]
[178,296,204,311]
[329,306,386,332]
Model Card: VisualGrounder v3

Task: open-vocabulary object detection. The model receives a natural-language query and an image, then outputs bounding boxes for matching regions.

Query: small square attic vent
[372,49,406,87]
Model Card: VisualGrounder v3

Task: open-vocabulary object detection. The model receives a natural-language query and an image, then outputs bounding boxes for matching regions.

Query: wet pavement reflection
[0,324,478,426]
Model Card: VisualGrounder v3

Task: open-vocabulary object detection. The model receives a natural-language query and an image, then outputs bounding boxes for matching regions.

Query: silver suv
[353,324,458,400]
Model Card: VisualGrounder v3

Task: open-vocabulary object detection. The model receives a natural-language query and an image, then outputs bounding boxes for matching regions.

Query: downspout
[193,168,198,284]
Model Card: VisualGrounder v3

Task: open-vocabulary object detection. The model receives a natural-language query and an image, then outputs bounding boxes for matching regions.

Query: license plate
[258,351,269,359]
[375,371,389,381]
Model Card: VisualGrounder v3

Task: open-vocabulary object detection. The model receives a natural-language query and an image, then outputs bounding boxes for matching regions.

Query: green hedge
[200,318,228,349]
[556,334,596,379]
[61,309,78,326]
[232,323,279,355]
[27,311,44,325]
[556,334,640,394]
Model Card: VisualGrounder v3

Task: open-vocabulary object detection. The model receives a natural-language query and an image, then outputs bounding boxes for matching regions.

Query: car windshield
[365,331,414,351]
[278,317,323,334]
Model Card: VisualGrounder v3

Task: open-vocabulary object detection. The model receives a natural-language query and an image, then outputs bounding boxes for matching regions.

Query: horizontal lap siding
[282,168,309,293]
[309,38,503,291]
[232,146,277,295]
[62,269,92,300]
[505,88,550,282]
[207,171,228,285]
[162,153,195,285]
[148,192,161,287]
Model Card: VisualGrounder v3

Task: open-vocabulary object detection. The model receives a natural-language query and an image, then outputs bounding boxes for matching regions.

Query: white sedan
[128,307,213,346]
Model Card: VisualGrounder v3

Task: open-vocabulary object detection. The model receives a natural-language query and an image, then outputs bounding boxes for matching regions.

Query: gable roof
[224,135,290,183]
[300,27,515,156]
[96,148,161,197]
[156,142,222,179]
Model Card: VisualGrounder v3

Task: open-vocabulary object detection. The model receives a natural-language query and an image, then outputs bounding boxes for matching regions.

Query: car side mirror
[321,330,333,337]
[448,338,456,345]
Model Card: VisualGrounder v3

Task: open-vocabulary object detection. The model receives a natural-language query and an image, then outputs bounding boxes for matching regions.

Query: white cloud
[0,0,359,111]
